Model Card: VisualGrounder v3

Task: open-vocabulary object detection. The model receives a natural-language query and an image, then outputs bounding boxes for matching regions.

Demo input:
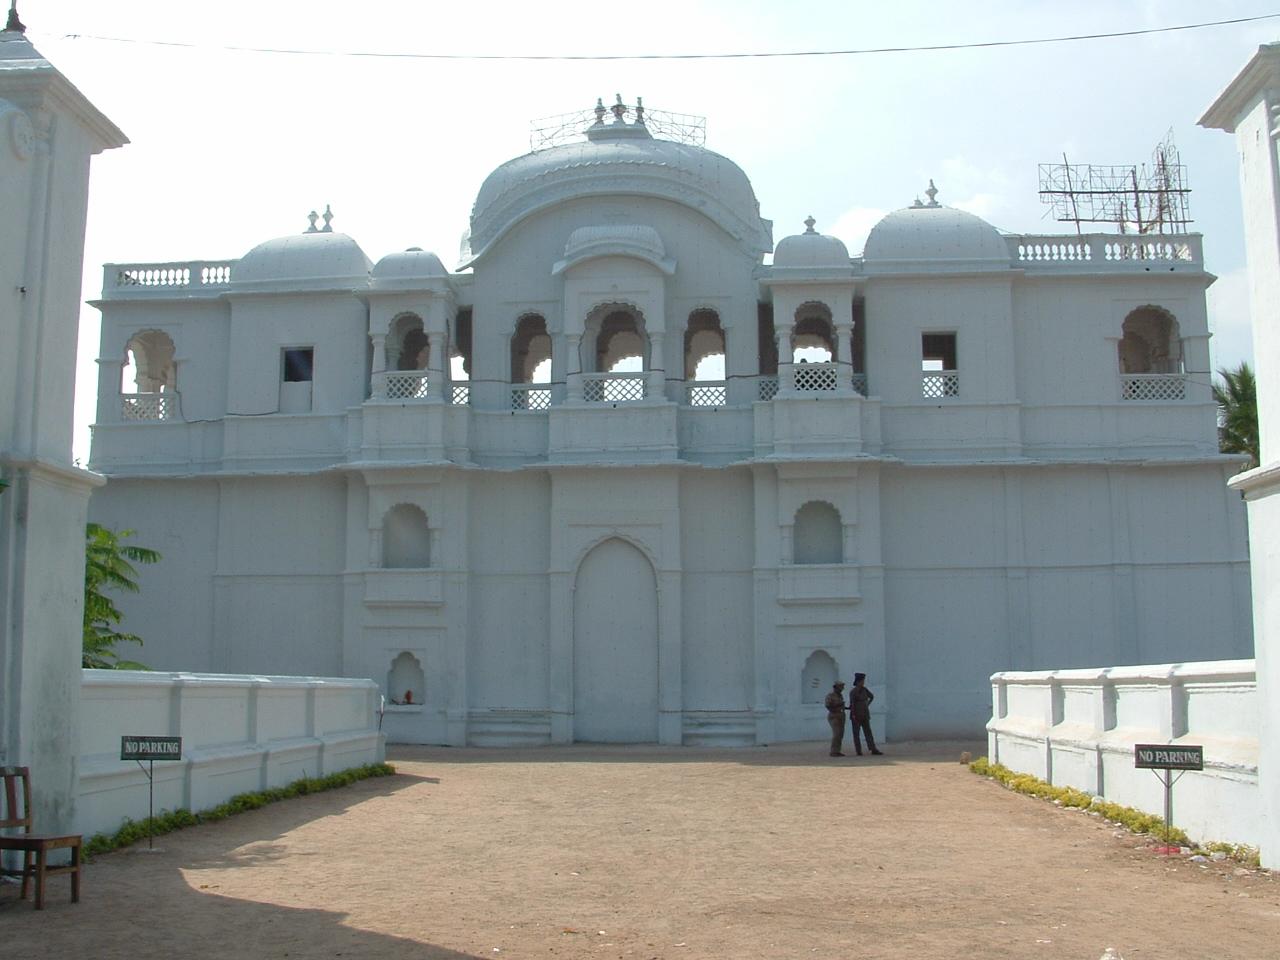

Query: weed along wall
[986,661,1259,847]
[76,671,385,838]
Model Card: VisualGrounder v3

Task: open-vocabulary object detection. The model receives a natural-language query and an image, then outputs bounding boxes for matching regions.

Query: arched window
[1119,306,1182,374]
[122,329,176,393]
[585,303,648,373]
[684,309,725,381]
[794,501,843,564]
[792,303,834,363]
[511,314,552,384]
[801,650,839,703]
[389,314,428,371]
[387,652,425,706]
[382,504,430,568]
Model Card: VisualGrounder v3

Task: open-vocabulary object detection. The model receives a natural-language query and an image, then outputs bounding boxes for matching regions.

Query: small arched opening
[121,329,177,420]
[685,308,726,406]
[382,504,431,569]
[792,302,834,363]
[389,313,429,371]
[794,501,843,564]
[1119,306,1182,374]
[387,652,426,706]
[801,650,839,703]
[582,303,648,402]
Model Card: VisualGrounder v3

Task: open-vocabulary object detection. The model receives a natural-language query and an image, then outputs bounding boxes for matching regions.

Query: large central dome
[466,110,772,265]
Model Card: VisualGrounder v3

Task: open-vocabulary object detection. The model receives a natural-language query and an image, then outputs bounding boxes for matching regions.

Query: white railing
[1009,233,1202,266]
[582,372,646,403]
[793,362,838,392]
[120,392,175,421]
[987,661,1259,847]
[511,384,552,410]
[686,381,726,407]
[851,373,868,396]
[759,376,779,401]
[1122,374,1186,401]
[922,371,960,399]
[107,260,236,293]
[384,371,431,400]
[450,384,471,406]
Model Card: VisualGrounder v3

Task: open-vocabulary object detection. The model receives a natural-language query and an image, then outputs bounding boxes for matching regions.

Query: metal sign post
[1134,743,1203,853]
[120,736,183,850]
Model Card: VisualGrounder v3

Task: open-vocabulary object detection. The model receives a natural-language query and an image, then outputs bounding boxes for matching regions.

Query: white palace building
[87,98,1252,747]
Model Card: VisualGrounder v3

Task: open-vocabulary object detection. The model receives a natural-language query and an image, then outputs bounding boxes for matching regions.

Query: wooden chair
[0,767,82,910]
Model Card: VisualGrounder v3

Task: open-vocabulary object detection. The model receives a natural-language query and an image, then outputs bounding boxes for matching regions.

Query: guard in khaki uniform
[849,672,883,756]
[824,681,847,756]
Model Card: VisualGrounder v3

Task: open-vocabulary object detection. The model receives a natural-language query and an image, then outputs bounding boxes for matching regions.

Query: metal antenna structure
[1038,130,1192,236]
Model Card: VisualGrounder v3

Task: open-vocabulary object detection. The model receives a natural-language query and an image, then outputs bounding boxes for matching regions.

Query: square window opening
[921,333,956,371]
[283,348,314,382]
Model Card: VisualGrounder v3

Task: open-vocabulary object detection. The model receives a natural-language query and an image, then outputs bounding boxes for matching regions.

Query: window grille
[583,373,646,403]
[794,362,838,392]
[759,377,779,401]
[120,393,174,421]
[851,373,868,396]
[686,382,726,407]
[385,373,430,400]
[1121,374,1186,401]
[922,372,960,399]
[511,386,552,410]
[450,385,470,406]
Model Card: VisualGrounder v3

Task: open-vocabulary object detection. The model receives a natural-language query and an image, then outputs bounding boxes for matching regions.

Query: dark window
[921,333,956,372]
[283,348,314,382]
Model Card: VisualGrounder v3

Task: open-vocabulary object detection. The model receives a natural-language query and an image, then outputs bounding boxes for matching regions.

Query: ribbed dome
[234,232,372,290]
[467,122,771,264]
[863,204,1010,269]
[371,248,448,281]
[773,218,851,269]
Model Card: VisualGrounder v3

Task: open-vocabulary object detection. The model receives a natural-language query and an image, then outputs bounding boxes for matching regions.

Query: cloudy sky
[15,0,1277,462]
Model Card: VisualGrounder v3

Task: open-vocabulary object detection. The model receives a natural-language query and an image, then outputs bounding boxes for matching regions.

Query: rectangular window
[921,333,959,399]
[283,348,314,382]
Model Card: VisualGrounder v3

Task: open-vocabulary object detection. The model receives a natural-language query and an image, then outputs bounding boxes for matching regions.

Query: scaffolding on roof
[530,101,707,152]
[1038,129,1192,235]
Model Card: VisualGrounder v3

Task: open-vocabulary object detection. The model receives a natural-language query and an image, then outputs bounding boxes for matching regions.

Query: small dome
[234,231,372,290]
[372,248,448,281]
[863,202,1009,268]
[773,217,851,269]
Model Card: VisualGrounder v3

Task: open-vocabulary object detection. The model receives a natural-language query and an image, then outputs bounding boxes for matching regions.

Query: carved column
[776,326,795,393]
[566,334,583,402]
[427,332,447,400]
[647,332,666,399]
[835,323,854,393]
[370,334,388,399]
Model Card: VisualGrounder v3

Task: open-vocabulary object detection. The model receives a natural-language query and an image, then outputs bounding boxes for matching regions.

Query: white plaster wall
[76,670,384,838]
[988,662,1260,847]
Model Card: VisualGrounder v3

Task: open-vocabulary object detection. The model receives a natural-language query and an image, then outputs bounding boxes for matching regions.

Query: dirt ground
[2,741,1276,959]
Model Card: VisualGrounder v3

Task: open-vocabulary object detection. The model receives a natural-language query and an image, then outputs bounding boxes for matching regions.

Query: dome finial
[321,204,334,233]
[634,96,645,125]
[611,93,626,124]
[5,1,26,33]
[925,179,940,207]
[593,97,607,125]
[305,210,319,234]
[803,215,817,234]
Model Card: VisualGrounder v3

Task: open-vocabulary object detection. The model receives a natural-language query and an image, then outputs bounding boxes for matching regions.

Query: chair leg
[34,849,46,910]
[19,849,32,901]
[70,844,81,903]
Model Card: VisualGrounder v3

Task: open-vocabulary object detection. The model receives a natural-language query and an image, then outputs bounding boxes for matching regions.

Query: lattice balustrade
[450,385,471,406]
[759,377,779,401]
[1122,374,1186,401]
[511,386,552,411]
[384,372,430,400]
[111,260,235,290]
[120,393,174,421]
[582,373,646,403]
[793,363,838,392]
[1015,239,1091,262]
[1103,238,1194,263]
[851,373,868,396]
[686,382,726,407]
[921,372,960,399]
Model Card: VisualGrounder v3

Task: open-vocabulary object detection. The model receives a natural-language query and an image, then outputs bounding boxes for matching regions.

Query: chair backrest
[1,766,33,833]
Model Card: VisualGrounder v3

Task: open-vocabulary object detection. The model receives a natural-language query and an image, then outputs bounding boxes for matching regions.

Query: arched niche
[511,313,552,383]
[792,302,834,362]
[387,652,425,705]
[794,501,843,564]
[122,329,176,392]
[1119,306,1182,374]
[685,308,726,380]
[801,650,839,703]
[382,503,431,568]
[584,302,648,373]
[389,313,428,371]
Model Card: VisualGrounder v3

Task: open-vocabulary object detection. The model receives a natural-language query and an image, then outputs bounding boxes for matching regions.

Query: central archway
[573,538,659,742]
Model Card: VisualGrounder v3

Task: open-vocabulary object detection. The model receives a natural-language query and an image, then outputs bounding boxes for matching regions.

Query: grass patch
[84,762,396,858]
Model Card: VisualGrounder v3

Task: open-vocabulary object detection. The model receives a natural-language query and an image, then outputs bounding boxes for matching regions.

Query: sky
[14,0,1278,464]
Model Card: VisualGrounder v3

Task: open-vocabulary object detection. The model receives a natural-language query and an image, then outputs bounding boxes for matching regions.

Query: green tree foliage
[1213,362,1260,469]
[84,523,160,669]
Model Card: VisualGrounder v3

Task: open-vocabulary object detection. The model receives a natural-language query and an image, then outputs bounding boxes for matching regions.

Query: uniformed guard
[824,681,847,756]
[849,672,883,756]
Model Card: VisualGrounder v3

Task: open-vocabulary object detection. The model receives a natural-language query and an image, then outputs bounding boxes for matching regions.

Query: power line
[47,12,1280,62]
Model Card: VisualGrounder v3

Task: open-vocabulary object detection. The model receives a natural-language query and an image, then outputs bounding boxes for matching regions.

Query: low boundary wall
[987,660,1258,847]
[77,670,385,838]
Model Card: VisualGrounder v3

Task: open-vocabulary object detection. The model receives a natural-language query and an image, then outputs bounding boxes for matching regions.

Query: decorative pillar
[776,327,795,393]
[647,332,666,399]
[427,332,447,400]
[566,334,583,402]
[370,333,388,398]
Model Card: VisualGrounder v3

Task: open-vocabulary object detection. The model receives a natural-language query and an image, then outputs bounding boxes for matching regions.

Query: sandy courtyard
[1,741,1276,959]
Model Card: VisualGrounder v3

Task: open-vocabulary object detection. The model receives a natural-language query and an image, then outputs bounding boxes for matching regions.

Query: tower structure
[0,10,127,830]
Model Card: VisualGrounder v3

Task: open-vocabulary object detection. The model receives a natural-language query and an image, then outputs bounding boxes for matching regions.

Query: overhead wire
[45,12,1280,62]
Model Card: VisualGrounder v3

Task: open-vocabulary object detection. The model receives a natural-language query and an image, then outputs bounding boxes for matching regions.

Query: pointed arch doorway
[573,537,659,742]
